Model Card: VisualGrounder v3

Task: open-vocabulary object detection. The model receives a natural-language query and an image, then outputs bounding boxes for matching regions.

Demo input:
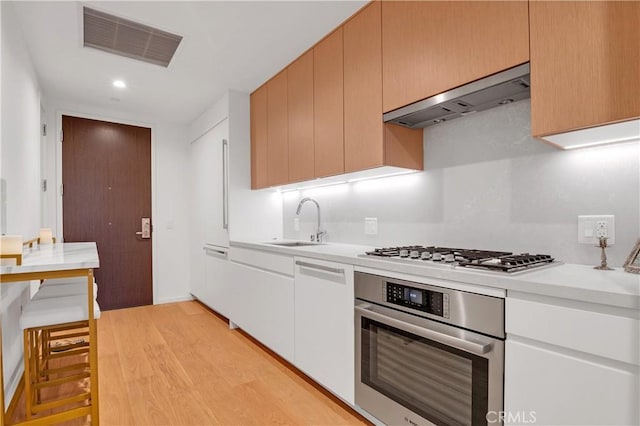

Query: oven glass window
[361,318,489,426]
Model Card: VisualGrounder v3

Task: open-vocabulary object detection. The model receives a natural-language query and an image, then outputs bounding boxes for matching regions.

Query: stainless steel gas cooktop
[360,246,558,273]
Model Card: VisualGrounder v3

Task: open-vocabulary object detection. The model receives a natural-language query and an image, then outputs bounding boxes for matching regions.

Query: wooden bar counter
[0,242,100,425]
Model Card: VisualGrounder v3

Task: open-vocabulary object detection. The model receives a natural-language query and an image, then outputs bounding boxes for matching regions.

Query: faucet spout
[296,197,324,242]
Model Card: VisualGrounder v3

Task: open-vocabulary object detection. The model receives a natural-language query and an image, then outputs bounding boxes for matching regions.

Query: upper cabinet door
[266,70,289,186]
[381,1,529,113]
[288,50,315,183]
[314,28,344,178]
[250,85,268,189]
[344,2,384,173]
[530,1,640,137]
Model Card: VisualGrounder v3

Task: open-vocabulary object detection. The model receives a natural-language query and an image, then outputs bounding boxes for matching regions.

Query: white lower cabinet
[201,246,235,320]
[294,257,355,404]
[505,338,639,425]
[505,295,640,426]
[228,260,295,362]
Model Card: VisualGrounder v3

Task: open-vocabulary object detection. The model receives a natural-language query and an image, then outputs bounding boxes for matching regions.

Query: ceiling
[10,1,366,124]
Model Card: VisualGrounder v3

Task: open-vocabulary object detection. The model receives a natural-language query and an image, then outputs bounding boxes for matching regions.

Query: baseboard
[155,295,195,305]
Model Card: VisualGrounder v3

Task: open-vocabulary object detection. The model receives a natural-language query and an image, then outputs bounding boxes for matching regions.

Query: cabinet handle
[203,246,228,259]
[295,261,344,276]
[222,139,229,230]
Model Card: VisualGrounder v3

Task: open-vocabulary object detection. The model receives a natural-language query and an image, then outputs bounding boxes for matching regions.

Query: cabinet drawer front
[505,339,639,426]
[228,262,294,362]
[294,257,354,403]
[506,297,639,365]
[202,251,233,320]
[229,246,294,276]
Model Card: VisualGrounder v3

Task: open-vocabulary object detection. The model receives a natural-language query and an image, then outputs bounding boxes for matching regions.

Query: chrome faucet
[296,197,325,242]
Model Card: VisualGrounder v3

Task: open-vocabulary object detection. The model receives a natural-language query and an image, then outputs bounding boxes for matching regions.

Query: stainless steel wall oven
[355,272,505,426]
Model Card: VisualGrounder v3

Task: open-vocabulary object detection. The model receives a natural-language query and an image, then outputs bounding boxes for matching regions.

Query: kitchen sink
[264,241,326,247]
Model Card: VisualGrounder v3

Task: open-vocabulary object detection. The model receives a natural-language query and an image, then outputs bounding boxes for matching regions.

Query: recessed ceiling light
[113,80,126,88]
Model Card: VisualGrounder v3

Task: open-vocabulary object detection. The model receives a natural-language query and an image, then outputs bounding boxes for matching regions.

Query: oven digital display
[404,288,423,305]
[386,283,446,317]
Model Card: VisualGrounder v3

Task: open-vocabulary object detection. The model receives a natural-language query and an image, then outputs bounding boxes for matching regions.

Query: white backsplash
[283,100,640,266]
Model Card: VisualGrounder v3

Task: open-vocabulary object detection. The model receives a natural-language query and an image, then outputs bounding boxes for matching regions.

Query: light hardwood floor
[11,301,368,425]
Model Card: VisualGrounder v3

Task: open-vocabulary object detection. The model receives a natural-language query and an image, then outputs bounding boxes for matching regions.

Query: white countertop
[0,242,100,275]
[231,240,640,309]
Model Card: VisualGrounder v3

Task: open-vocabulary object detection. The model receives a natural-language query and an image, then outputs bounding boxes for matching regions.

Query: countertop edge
[0,242,100,275]
[230,240,640,310]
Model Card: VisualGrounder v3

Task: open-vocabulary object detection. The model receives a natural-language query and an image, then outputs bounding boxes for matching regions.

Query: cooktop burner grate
[363,246,556,273]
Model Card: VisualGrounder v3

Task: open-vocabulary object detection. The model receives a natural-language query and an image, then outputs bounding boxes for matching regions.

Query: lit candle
[1,235,23,254]
[39,228,53,244]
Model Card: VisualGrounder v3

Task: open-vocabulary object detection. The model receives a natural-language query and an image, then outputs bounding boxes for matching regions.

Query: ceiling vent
[83,7,182,68]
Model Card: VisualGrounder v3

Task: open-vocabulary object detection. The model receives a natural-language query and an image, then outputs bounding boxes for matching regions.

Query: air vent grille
[83,7,182,67]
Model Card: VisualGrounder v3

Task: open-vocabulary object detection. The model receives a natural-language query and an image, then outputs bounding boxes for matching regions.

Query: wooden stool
[35,280,98,300]
[32,280,99,378]
[20,294,100,422]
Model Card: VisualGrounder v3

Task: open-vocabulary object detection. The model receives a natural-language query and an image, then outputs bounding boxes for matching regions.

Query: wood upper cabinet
[344,2,423,173]
[530,1,640,137]
[250,85,268,189]
[287,50,315,183]
[314,28,344,178]
[344,2,384,172]
[381,1,529,113]
[266,70,289,186]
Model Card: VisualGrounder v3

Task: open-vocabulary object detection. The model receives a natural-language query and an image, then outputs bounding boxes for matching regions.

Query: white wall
[42,100,192,305]
[283,100,640,267]
[188,90,282,243]
[150,122,192,303]
[227,91,283,242]
[0,0,43,406]
[1,1,41,237]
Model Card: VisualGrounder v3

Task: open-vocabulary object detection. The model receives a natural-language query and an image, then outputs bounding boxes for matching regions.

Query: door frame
[54,109,158,305]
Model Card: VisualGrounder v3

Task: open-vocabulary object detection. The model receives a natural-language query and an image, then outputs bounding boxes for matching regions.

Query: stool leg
[41,329,49,382]
[34,330,41,404]
[23,329,32,420]
[37,330,49,381]
[30,330,37,396]
[88,270,100,425]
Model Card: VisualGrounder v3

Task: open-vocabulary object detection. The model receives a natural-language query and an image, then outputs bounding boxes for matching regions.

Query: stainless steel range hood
[383,63,530,129]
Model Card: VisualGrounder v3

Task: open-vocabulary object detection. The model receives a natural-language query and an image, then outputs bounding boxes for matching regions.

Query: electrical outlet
[365,218,378,235]
[578,215,615,245]
[293,217,300,232]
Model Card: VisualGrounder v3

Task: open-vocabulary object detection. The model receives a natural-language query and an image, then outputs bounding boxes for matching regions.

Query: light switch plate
[365,218,378,235]
[578,215,615,245]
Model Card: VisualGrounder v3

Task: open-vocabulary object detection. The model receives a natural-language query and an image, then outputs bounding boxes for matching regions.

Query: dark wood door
[62,115,152,310]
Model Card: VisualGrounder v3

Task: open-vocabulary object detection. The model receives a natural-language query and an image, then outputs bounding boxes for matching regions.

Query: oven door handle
[355,304,493,355]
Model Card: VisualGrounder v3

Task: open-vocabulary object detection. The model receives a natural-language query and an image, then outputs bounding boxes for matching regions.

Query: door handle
[222,139,229,230]
[136,218,151,239]
[355,304,493,355]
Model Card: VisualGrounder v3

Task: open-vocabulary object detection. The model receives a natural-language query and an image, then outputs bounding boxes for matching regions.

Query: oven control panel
[386,283,449,318]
